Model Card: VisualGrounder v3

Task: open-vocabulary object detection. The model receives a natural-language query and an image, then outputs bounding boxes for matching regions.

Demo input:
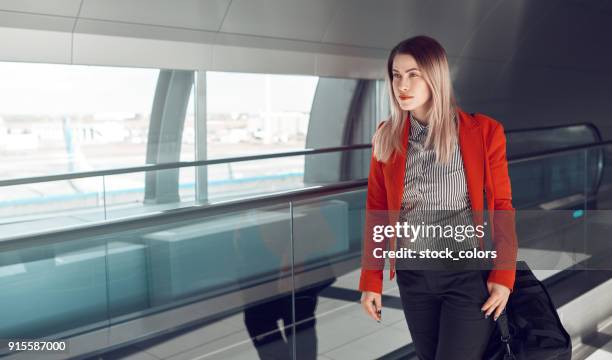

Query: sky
[0,62,319,116]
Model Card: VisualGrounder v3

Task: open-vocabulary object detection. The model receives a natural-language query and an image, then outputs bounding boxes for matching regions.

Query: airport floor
[85,266,612,360]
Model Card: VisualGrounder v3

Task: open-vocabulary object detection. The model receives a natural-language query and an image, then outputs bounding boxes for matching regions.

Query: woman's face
[391,53,431,114]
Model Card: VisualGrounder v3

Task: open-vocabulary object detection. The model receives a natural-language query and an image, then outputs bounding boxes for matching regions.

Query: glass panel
[206,148,371,203]
[103,167,196,220]
[206,157,305,202]
[206,72,318,158]
[103,204,294,359]
[510,149,589,279]
[509,150,587,209]
[584,145,612,272]
[180,87,196,162]
[0,62,159,179]
[594,145,612,204]
[179,166,197,204]
[0,237,110,342]
[0,202,295,358]
[291,192,403,359]
[0,177,105,240]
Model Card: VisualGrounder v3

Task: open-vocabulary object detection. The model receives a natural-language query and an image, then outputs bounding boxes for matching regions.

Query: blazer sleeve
[358,123,388,294]
[485,121,518,291]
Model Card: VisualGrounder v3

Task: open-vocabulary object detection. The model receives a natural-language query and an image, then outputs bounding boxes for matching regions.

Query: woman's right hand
[361,291,382,321]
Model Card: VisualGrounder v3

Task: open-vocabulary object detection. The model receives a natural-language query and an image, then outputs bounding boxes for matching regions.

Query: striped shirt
[398,113,479,253]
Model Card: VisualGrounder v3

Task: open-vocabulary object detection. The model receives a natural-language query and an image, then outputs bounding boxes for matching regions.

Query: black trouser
[396,269,495,360]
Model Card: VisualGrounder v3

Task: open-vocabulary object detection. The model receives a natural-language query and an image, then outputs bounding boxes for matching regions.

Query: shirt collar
[409,112,428,140]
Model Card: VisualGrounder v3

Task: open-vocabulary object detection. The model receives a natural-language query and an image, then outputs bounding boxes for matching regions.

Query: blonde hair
[373,35,458,164]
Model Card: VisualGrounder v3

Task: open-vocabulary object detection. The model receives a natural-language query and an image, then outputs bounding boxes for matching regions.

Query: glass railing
[1,140,612,359]
[0,145,372,240]
[505,122,601,158]
[0,123,599,242]
[0,184,368,358]
[509,143,604,210]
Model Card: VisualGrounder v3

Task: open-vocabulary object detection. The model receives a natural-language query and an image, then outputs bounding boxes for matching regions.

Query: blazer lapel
[457,110,485,211]
[383,115,410,212]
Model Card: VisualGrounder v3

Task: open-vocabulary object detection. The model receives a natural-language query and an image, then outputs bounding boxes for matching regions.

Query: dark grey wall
[444,0,612,138]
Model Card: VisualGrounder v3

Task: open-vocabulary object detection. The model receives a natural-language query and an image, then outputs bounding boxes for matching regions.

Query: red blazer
[358,108,518,294]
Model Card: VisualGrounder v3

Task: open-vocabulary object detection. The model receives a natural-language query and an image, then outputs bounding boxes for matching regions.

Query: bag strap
[497,310,516,359]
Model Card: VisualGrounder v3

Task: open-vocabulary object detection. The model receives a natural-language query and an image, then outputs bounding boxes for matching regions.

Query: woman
[359,35,517,359]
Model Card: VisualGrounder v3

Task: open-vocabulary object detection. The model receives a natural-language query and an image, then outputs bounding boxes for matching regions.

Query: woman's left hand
[481,282,511,321]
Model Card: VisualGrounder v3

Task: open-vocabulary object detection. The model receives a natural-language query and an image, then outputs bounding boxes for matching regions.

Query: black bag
[483,261,572,360]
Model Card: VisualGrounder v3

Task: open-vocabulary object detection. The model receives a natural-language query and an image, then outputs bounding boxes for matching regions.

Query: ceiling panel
[321,0,505,53]
[79,0,231,31]
[211,44,316,75]
[388,0,504,56]
[75,18,216,44]
[214,32,385,59]
[0,10,74,32]
[0,0,82,17]
[220,0,339,42]
[321,0,415,49]
[73,31,212,70]
[0,27,71,64]
[315,53,385,79]
[452,0,557,62]
[510,3,612,71]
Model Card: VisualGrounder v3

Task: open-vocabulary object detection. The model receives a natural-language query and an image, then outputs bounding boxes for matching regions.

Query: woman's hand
[481,282,511,321]
[361,291,382,321]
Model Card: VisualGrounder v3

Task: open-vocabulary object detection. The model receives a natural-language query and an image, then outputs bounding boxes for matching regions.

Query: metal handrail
[505,121,601,141]
[0,122,602,188]
[0,143,372,187]
[507,139,612,163]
